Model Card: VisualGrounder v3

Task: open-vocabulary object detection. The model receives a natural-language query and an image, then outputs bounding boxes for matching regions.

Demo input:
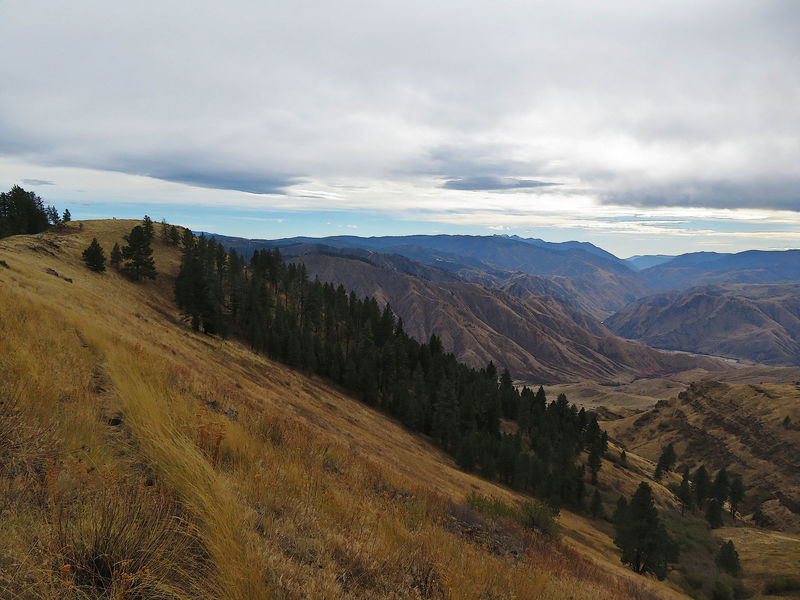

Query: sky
[1,1,799,258]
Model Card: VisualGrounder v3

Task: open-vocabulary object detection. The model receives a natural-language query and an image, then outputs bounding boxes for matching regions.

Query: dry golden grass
[715,527,800,599]
[0,220,691,599]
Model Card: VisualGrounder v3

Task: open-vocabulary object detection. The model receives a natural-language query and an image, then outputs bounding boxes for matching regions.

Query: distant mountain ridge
[205,232,647,318]
[203,231,800,367]
[623,254,675,271]
[638,249,800,290]
[287,251,720,381]
[606,283,800,366]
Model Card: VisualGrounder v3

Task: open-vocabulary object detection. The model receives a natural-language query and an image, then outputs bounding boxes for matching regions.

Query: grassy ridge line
[0,220,687,599]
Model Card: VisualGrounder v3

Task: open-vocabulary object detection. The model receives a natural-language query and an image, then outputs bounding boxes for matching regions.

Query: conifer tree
[62,208,71,222]
[169,224,181,245]
[142,215,154,243]
[692,465,711,510]
[677,468,693,516]
[712,468,729,505]
[654,443,677,479]
[45,205,60,225]
[613,482,677,579]
[752,502,768,527]
[591,489,605,519]
[109,242,122,268]
[588,445,602,485]
[716,540,741,576]
[82,238,106,272]
[728,476,745,519]
[0,185,50,238]
[121,225,157,281]
[705,498,723,528]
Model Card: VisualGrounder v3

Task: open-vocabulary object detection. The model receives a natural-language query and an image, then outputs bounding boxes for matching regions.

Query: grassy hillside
[1,220,687,599]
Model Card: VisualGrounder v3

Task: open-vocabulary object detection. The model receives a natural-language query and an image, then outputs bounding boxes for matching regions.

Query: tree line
[1,185,69,239]
[173,233,610,512]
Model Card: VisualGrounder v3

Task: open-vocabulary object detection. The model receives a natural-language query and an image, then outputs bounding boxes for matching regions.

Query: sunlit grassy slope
[1,220,691,599]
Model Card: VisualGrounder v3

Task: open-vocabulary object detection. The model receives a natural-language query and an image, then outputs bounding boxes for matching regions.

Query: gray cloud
[604,178,800,212]
[443,177,559,191]
[21,178,55,186]
[142,169,301,195]
[0,1,798,211]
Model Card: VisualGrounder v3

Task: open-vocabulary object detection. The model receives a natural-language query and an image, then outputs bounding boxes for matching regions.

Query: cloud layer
[0,0,798,220]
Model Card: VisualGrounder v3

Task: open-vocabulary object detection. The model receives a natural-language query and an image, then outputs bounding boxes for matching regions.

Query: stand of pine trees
[174,234,608,511]
[0,185,62,239]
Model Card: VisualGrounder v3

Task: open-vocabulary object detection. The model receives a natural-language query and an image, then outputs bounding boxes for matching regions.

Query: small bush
[465,492,520,521]
[764,577,800,595]
[712,579,733,600]
[519,500,559,538]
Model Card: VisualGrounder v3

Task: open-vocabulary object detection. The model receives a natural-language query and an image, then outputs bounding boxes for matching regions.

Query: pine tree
[591,489,605,519]
[692,465,711,510]
[121,225,157,281]
[588,445,602,485]
[142,215,154,243]
[109,242,122,268]
[716,540,741,576]
[677,468,693,516]
[0,185,50,238]
[655,443,677,478]
[752,502,768,527]
[705,498,723,528]
[728,476,745,519]
[712,468,729,505]
[62,208,71,222]
[45,205,60,225]
[613,482,677,579]
[81,238,106,272]
[169,225,181,245]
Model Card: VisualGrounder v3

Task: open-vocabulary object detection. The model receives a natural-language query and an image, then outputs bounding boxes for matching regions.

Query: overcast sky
[1,0,798,256]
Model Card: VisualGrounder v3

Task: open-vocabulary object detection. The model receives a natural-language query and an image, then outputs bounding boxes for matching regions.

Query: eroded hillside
[604,380,800,533]
[607,284,800,366]
[288,252,720,383]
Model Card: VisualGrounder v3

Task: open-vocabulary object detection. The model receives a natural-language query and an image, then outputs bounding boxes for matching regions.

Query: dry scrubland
[0,220,688,599]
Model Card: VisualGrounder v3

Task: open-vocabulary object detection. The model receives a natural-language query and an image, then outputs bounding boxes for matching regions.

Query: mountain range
[206,232,800,371]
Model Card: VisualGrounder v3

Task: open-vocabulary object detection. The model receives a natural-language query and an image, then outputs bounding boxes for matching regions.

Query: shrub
[764,577,800,595]
[519,499,559,537]
[711,579,733,600]
[465,492,520,521]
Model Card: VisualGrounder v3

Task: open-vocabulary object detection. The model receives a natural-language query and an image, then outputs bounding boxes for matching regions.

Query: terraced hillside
[604,380,800,533]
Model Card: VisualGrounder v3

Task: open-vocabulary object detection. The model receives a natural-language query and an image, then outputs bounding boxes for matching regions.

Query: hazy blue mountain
[203,232,647,317]
[624,254,676,271]
[639,249,800,289]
